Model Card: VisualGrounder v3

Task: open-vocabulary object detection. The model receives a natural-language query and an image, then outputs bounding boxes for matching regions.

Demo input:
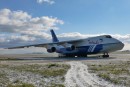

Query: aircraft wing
[7,43,48,49]
[6,39,84,49]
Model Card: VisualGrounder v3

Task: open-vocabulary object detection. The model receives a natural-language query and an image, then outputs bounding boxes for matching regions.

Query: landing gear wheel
[102,53,109,58]
[77,54,87,58]
[102,55,109,58]
[65,54,75,58]
[58,54,66,58]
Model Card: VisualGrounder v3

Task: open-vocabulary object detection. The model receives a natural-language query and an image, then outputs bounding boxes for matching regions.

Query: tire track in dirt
[64,61,118,87]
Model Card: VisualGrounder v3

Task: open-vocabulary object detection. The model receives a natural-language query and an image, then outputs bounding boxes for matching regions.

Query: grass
[0,73,6,78]
[0,58,19,61]
[88,61,130,86]
[7,63,70,77]
[98,73,111,81]
[6,77,65,87]
[7,83,35,87]
[0,63,70,87]
[0,63,70,77]
[0,71,9,86]
[47,83,65,87]
[98,73,120,84]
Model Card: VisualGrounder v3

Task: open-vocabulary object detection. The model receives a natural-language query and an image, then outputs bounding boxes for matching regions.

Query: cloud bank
[0,9,63,33]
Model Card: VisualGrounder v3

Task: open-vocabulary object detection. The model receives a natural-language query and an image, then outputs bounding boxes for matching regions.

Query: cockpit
[104,35,112,38]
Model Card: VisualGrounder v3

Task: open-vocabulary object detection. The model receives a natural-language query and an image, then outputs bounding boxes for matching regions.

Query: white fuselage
[73,35,124,54]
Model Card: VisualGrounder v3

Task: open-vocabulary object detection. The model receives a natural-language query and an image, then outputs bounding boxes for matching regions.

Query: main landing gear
[77,54,87,57]
[102,53,109,58]
[58,54,87,58]
[59,54,75,58]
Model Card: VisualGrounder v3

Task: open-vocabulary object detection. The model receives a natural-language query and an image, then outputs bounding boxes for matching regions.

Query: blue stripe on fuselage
[93,44,103,53]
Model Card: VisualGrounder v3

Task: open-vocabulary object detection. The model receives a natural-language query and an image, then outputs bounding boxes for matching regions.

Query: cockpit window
[105,35,112,38]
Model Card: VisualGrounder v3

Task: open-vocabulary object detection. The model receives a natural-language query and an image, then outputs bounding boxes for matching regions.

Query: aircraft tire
[102,55,109,58]
[77,54,87,57]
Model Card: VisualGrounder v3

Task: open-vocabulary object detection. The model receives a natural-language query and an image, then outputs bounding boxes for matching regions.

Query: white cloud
[0,8,64,32]
[0,33,51,48]
[0,8,63,47]
[0,9,63,33]
[58,32,102,39]
[37,0,55,4]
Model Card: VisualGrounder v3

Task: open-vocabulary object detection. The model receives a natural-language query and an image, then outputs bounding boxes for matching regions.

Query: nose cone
[118,42,124,50]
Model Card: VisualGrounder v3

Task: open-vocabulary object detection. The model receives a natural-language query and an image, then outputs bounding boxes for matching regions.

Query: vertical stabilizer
[50,29,59,42]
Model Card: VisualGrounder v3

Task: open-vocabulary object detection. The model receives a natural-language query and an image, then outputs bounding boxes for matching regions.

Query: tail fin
[50,29,59,42]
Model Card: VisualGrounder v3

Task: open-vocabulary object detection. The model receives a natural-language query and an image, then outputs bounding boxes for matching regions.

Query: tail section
[50,29,59,42]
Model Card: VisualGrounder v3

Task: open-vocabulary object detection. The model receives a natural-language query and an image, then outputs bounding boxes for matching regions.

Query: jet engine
[47,45,56,53]
[47,43,75,53]
[47,45,64,53]
[64,43,76,51]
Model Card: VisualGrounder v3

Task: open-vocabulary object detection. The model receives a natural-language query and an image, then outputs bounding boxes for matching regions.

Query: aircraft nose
[118,41,124,50]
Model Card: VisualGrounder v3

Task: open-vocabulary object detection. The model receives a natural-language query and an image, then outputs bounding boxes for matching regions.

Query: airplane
[7,29,124,58]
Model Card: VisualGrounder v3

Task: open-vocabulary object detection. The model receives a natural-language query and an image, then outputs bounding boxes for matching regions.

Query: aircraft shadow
[16,56,116,62]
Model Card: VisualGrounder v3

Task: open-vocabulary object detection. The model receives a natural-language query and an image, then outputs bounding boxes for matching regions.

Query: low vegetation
[47,83,65,87]
[8,63,70,77]
[0,71,9,87]
[7,83,35,87]
[0,63,70,87]
[88,61,130,86]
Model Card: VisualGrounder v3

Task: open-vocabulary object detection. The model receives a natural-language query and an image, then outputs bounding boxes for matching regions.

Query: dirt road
[65,61,119,87]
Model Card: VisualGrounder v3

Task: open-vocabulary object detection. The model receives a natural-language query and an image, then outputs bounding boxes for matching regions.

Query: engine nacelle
[47,45,64,53]
[47,45,56,53]
[55,45,65,53]
[64,43,76,51]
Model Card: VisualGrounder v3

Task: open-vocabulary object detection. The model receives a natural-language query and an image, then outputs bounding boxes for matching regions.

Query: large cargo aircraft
[8,29,124,57]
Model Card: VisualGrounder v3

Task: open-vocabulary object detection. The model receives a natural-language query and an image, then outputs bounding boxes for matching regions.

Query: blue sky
[0,0,130,34]
[0,0,130,51]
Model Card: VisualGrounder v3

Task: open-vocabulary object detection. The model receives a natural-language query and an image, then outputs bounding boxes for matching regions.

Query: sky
[0,0,130,53]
